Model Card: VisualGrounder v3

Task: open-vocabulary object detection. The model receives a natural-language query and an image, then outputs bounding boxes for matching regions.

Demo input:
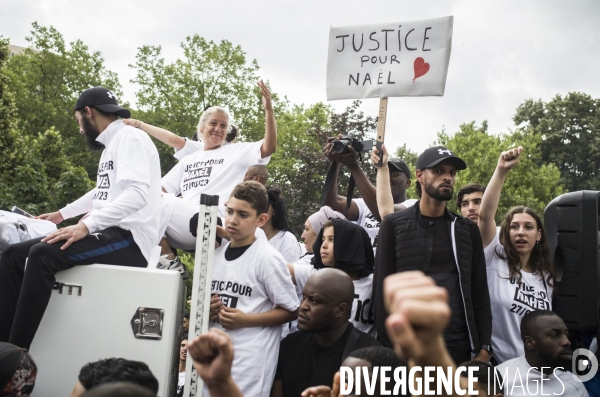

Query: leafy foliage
[268,103,332,236]
[6,23,123,179]
[394,143,419,199]
[514,92,600,192]
[437,121,565,221]
[0,36,94,215]
[130,35,276,175]
[268,101,377,236]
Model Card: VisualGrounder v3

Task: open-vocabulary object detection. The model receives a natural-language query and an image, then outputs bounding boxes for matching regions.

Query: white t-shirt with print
[268,230,302,263]
[496,355,589,396]
[485,228,552,364]
[60,120,161,262]
[354,198,417,252]
[292,264,376,336]
[174,138,203,160]
[209,239,299,397]
[162,141,269,215]
[176,372,185,396]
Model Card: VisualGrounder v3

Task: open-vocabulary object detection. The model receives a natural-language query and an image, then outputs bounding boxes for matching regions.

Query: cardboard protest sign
[326,16,453,100]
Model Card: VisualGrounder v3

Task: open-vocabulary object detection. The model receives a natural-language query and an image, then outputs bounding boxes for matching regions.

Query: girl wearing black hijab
[287,218,376,336]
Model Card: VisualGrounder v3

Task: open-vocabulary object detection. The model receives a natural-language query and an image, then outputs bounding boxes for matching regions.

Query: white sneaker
[157,255,189,279]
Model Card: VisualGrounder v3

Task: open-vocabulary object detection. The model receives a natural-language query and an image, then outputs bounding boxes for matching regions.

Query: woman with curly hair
[478,146,554,364]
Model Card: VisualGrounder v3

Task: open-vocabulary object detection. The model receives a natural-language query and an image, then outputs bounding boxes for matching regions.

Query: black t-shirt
[224,243,252,261]
[275,323,381,397]
[420,215,469,346]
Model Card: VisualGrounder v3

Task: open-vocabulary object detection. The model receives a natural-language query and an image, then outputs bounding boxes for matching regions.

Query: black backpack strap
[320,162,338,206]
[341,327,361,362]
[345,174,355,211]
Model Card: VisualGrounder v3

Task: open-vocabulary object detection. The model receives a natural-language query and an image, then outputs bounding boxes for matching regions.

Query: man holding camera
[323,134,415,251]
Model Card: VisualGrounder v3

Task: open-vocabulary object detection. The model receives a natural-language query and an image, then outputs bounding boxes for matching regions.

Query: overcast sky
[2,0,599,155]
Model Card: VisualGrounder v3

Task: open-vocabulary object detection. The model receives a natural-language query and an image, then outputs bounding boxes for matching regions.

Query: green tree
[514,92,600,192]
[394,143,419,199]
[6,23,123,179]
[268,101,377,236]
[268,103,331,235]
[437,121,565,221]
[130,35,277,174]
[0,37,22,178]
[0,37,94,215]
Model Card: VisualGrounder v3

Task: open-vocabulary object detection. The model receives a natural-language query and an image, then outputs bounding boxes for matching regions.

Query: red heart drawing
[413,57,430,83]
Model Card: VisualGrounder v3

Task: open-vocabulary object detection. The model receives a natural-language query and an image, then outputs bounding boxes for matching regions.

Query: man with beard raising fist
[373,146,492,367]
[0,87,161,350]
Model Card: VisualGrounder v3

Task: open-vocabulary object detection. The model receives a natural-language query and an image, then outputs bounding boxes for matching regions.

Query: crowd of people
[0,83,597,397]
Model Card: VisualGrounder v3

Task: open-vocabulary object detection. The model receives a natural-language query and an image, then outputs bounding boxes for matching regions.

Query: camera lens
[332,139,350,154]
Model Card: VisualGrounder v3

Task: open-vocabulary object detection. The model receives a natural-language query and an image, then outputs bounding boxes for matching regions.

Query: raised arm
[384,271,460,397]
[371,144,394,219]
[188,329,243,397]
[124,118,186,151]
[259,80,277,158]
[479,146,523,247]
[322,137,364,221]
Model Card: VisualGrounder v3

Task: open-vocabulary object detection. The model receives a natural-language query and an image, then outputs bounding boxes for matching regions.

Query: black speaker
[544,190,600,334]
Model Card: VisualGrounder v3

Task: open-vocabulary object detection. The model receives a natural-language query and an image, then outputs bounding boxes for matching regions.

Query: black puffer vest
[388,203,479,352]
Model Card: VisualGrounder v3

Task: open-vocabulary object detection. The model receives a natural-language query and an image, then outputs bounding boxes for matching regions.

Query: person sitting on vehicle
[128,81,276,273]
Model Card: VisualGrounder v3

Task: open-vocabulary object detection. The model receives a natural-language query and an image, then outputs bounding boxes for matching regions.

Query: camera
[331,136,374,154]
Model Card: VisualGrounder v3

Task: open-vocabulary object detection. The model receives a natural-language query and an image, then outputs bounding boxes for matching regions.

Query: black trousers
[0,226,146,350]
[446,343,473,366]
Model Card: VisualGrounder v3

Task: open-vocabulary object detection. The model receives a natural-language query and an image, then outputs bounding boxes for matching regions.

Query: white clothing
[177,372,185,396]
[60,120,161,262]
[268,230,302,263]
[292,264,376,336]
[296,252,313,266]
[496,355,589,396]
[254,226,268,241]
[485,228,552,363]
[354,198,417,252]
[160,201,267,251]
[0,211,57,250]
[282,254,315,339]
[209,239,299,397]
[174,138,203,160]
[162,140,269,215]
[299,241,307,256]
[163,197,199,250]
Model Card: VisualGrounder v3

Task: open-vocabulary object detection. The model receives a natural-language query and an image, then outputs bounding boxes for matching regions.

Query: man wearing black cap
[373,145,492,366]
[323,140,416,250]
[0,87,162,350]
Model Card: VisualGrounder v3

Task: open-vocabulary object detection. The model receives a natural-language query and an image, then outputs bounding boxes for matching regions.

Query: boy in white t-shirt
[208,181,299,397]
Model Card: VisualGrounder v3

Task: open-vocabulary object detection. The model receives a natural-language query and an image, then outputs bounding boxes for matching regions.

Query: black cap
[74,87,131,118]
[387,158,411,178]
[416,146,467,170]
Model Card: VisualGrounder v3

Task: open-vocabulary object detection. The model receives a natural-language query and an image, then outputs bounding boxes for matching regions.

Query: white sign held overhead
[326,16,454,101]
